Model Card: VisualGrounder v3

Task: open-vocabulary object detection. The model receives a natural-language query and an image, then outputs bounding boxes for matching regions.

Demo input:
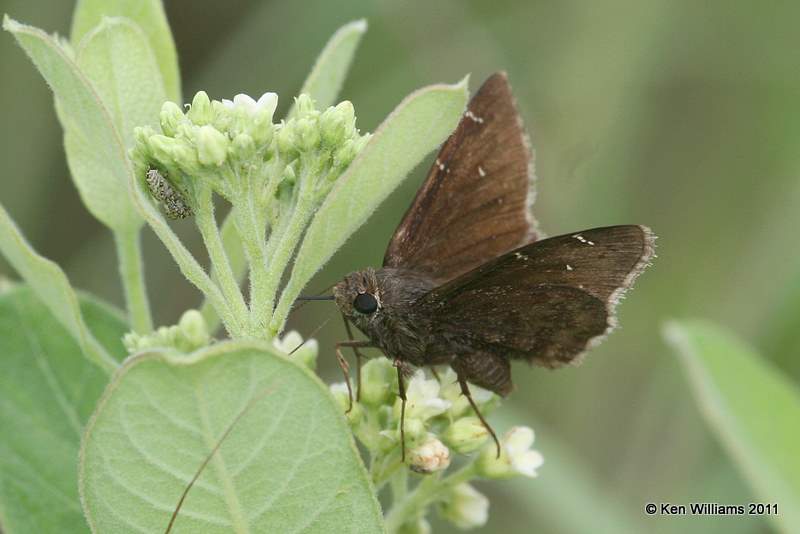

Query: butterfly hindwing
[418,225,655,367]
[383,72,537,283]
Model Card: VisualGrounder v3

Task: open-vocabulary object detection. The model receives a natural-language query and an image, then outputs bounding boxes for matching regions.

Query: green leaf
[76,17,166,150]
[3,16,141,232]
[0,202,116,371]
[271,79,468,333]
[70,0,181,101]
[0,287,127,533]
[664,320,800,532]
[80,341,384,533]
[288,19,367,118]
[2,17,236,333]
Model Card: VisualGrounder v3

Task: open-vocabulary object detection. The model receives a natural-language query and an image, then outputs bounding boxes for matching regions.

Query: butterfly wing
[383,72,537,283]
[418,225,655,368]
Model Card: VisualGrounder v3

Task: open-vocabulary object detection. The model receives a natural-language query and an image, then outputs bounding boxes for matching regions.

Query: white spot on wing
[435,158,445,171]
[465,110,485,123]
[572,234,595,246]
[478,166,486,177]
[566,264,573,271]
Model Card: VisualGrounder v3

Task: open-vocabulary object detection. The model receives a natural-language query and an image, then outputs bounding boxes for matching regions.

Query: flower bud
[320,100,355,146]
[476,426,544,479]
[329,382,363,425]
[159,101,184,136]
[195,125,229,166]
[333,139,358,170]
[404,418,427,448]
[211,100,233,132]
[230,133,256,161]
[294,94,316,118]
[148,134,180,164]
[442,416,489,454]
[177,309,209,350]
[171,139,201,175]
[439,483,489,529]
[359,357,395,406]
[187,91,213,125]
[250,109,275,147]
[408,436,451,474]
[276,122,297,157]
[295,117,320,151]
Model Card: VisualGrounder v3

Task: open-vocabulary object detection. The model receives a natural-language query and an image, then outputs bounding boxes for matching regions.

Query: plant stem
[113,228,153,334]
[195,189,250,334]
[257,179,316,332]
[384,463,477,533]
[199,209,243,333]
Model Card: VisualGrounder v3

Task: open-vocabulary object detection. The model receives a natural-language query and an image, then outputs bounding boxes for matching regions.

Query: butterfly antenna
[288,314,334,355]
[291,282,337,313]
[165,385,275,533]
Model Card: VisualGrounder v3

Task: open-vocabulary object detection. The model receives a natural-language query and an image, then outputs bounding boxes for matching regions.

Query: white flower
[477,426,544,479]
[408,436,451,474]
[504,426,543,477]
[438,368,495,417]
[221,92,278,116]
[397,369,451,421]
[273,330,318,369]
[440,483,489,529]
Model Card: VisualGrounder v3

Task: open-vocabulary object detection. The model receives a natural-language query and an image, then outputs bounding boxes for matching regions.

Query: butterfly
[304,72,655,459]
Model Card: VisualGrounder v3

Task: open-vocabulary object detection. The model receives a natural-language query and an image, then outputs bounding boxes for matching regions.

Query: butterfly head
[333,268,383,327]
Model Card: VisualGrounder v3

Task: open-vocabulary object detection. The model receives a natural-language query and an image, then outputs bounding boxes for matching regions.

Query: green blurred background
[1,1,797,532]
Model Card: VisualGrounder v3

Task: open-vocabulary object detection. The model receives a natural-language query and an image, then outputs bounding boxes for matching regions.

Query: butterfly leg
[394,359,408,462]
[335,340,371,413]
[452,352,513,458]
[429,366,441,383]
[457,374,501,458]
[342,314,365,401]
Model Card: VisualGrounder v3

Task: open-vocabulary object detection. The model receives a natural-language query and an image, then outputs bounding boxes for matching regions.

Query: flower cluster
[127,91,371,338]
[130,90,370,220]
[123,309,210,354]
[328,357,544,531]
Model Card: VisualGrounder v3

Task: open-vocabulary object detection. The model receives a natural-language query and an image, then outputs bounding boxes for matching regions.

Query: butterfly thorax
[333,267,440,366]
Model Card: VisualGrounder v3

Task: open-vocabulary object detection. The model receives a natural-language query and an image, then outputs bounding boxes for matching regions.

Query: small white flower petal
[330,382,349,395]
[444,483,489,529]
[232,93,257,110]
[221,98,234,108]
[511,449,544,477]
[504,426,535,454]
[255,92,278,113]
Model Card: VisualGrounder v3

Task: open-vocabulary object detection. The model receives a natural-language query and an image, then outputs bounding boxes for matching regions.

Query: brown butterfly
[302,72,655,459]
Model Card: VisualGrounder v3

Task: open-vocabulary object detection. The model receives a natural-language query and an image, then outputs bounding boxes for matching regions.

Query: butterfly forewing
[383,72,537,283]
[417,225,655,367]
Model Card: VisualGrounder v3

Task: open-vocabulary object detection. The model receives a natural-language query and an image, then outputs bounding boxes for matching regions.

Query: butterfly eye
[353,292,378,314]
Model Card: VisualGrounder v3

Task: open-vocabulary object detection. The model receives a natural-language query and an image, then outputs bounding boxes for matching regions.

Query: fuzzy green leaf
[80,341,384,533]
[3,16,141,232]
[288,19,367,118]
[0,202,116,371]
[271,79,468,333]
[76,17,166,150]
[665,320,800,532]
[70,0,181,101]
[0,287,127,533]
